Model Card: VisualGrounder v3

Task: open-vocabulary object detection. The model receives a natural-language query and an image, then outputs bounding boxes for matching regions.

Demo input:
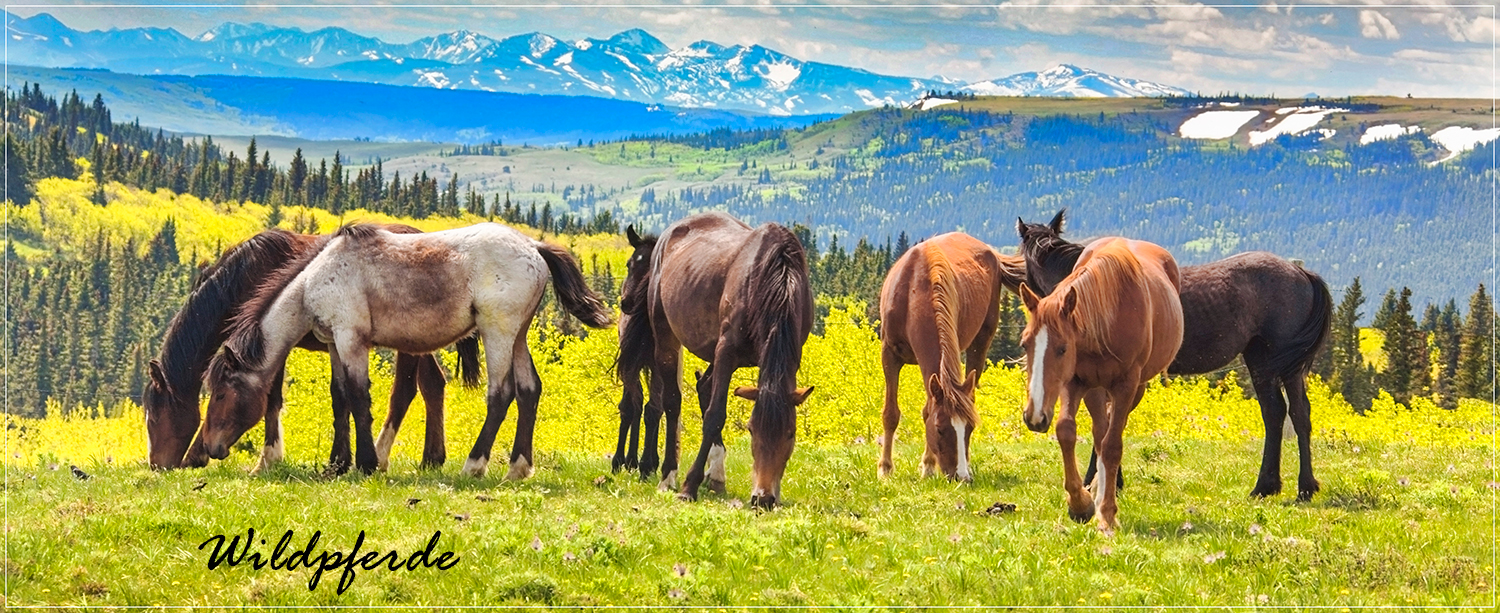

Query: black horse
[612,226,663,474]
[1018,210,1331,500]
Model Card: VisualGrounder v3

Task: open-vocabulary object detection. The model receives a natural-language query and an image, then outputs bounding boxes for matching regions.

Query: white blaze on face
[1028,326,1050,426]
[951,416,970,481]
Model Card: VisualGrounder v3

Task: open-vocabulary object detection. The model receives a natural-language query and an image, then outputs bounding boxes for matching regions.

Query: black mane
[747,224,812,436]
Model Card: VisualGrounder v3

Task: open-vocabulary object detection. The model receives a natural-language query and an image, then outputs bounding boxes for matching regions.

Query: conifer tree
[1457,284,1495,400]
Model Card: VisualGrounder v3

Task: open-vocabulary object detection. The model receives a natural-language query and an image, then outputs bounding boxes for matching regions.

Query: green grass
[6,439,1492,607]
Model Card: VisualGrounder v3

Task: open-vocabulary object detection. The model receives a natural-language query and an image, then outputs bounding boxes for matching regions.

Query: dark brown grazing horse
[144,227,477,472]
[620,212,814,508]
[1019,210,1331,500]
[612,226,663,474]
[876,232,1026,481]
[1019,237,1183,533]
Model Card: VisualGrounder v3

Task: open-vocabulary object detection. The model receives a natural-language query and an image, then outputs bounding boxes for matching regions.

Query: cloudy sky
[8,1,1494,97]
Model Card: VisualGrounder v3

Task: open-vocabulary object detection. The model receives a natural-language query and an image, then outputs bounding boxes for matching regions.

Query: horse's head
[734,384,815,509]
[201,345,270,460]
[1016,210,1075,296]
[920,369,979,481]
[143,359,200,470]
[1019,282,1082,433]
[620,225,659,315]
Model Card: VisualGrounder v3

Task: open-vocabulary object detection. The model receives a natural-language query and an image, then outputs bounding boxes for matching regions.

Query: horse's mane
[148,229,309,413]
[1049,240,1146,354]
[992,250,1028,294]
[212,232,337,380]
[922,243,980,424]
[618,233,659,317]
[747,225,810,435]
[615,232,659,382]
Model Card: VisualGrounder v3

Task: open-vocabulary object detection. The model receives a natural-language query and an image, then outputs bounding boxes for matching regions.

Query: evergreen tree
[1377,287,1424,405]
[5,133,34,205]
[1457,284,1495,400]
[1330,277,1376,411]
[1372,288,1398,330]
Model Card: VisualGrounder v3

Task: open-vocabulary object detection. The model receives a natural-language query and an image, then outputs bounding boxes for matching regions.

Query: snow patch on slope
[1179,110,1260,139]
[1249,107,1347,146]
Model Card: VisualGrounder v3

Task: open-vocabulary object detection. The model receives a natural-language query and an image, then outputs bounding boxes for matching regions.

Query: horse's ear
[1019,283,1040,313]
[793,386,815,406]
[148,359,171,394]
[1060,286,1079,319]
[733,386,758,401]
[1015,217,1026,238]
[626,225,642,246]
[1049,209,1066,234]
[962,369,979,394]
[927,373,943,397]
[220,346,242,370]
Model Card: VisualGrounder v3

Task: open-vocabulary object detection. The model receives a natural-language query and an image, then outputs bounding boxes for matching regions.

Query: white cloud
[1359,10,1400,40]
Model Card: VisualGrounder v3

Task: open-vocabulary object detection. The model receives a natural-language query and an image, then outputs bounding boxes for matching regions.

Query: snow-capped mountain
[963,64,1191,98]
[3,11,1190,115]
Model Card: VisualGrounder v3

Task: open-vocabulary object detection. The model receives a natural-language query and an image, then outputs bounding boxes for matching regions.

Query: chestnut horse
[876,232,1026,481]
[1019,237,1183,533]
[1019,210,1330,500]
[621,212,814,508]
[143,227,477,472]
[202,223,610,476]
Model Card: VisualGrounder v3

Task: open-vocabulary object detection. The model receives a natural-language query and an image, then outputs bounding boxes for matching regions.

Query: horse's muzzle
[1024,410,1051,434]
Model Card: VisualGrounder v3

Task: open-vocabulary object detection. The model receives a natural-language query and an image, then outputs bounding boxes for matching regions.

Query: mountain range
[4,11,1192,116]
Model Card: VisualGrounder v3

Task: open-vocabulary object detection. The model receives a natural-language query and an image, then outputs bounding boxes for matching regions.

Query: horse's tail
[1268,266,1334,381]
[615,314,655,384]
[453,334,482,388]
[535,242,613,328]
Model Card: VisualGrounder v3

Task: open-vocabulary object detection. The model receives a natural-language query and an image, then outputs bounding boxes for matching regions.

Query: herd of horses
[142,209,1331,532]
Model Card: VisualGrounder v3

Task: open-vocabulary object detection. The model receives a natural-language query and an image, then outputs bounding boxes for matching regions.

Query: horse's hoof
[658,470,678,492]
[749,494,777,510]
[708,478,726,495]
[1097,522,1117,537]
[877,462,894,478]
[462,456,489,478]
[1250,481,1283,498]
[676,491,696,502]
[1296,482,1320,502]
[505,457,534,481]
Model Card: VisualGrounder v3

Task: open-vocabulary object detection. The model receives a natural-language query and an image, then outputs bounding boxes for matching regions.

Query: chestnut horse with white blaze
[1019,237,1183,533]
[876,232,1026,481]
[201,223,611,476]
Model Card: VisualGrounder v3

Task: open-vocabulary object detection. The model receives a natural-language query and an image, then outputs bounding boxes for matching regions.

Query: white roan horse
[201,222,611,477]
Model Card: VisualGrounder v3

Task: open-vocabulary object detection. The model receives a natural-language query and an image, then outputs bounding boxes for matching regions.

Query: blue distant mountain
[7,66,835,144]
[3,11,1190,116]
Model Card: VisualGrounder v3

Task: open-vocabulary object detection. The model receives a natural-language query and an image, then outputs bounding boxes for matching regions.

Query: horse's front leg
[416,354,448,470]
[376,352,420,472]
[1094,380,1145,534]
[506,337,541,480]
[681,356,732,501]
[653,343,685,491]
[878,345,902,478]
[1057,383,1094,523]
[330,341,377,475]
[326,347,353,476]
[253,367,288,474]
[639,371,664,481]
[612,369,644,473]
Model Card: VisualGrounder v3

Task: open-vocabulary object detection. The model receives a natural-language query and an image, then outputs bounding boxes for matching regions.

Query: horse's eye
[1056,346,1066,355]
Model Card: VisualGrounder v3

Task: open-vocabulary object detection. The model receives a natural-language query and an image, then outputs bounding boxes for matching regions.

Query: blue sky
[8,1,1494,97]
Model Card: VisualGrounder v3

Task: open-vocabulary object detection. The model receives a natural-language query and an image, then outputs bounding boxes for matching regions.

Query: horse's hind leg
[464,322,523,478]
[254,367,288,475]
[327,353,354,476]
[1247,369,1288,498]
[878,344,903,478]
[376,352,420,472]
[653,340,685,491]
[416,354,448,469]
[506,337,541,481]
[612,373,643,473]
[639,371,665,481]
[1283,375,1319,500]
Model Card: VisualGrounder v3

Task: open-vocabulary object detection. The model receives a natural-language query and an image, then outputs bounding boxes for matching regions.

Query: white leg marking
[659,469,678,491]
[375,424,397,472]
[707,444,727,485]
[1027,327,1050,427]
[505,455,534,480]
[462,456,489,478]
[951,417,971,481]
[253,421,286,474]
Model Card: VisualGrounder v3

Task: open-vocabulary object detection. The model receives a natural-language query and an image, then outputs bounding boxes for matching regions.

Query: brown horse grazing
[1019,210,1331,500]
[622,212,814,508]
[612,226,664,474]
[1019,237,1183,533]
[143,227,477,472]
[202,222,610,476]
[876,232,1026,481]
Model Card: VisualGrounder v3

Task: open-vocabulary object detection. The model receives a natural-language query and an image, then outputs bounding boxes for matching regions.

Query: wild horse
[876,232,1026,481]
[143,226,478,472]
[619,213,815,508]
[1018,210,1331,500]
[201,223,610,476]
[1019,237,1184,533]
[611,226,663,474]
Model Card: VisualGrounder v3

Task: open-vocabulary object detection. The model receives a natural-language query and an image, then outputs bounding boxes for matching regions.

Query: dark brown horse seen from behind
[876,232,1026,481]
[144,226,477,473]
[1019,210,1332,500]
[619,212,814,508]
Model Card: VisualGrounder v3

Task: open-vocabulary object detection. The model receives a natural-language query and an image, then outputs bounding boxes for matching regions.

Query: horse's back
[1078,238,1184,379]
[1174,251,1326,376]
[650,214,756,359]
[881,233,1002,358]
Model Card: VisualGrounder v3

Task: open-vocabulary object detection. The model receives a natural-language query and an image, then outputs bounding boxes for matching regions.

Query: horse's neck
[251,280,313,376]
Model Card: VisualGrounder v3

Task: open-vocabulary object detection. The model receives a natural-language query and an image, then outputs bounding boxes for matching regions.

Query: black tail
[454,335,482,387]
[616,314,656,383]
[1269,267,1334,381]
[535,242,613,328]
